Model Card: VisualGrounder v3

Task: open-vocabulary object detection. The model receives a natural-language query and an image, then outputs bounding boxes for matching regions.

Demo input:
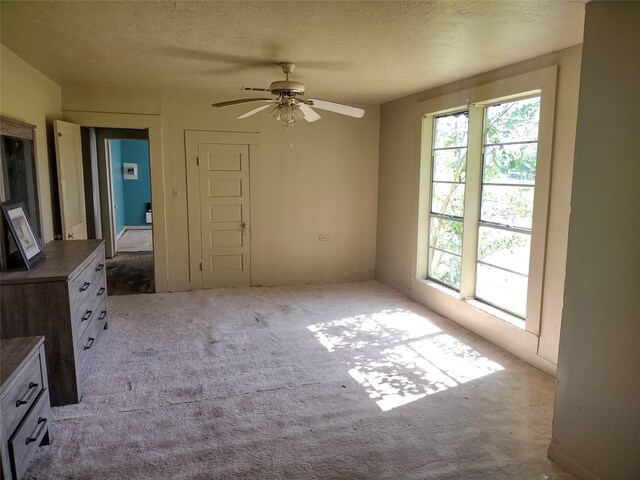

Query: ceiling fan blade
[307,99,365,118]
[212,98,272,108]
[241,87,271,92]
[298,104,321,122]
[237,104,274,119]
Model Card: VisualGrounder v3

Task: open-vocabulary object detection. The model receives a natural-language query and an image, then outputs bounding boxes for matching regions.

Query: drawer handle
[98,310,107,320]
[97,287,106,297]
[84,337,95,351]
[79,281,91,292]
[26,417,47,445]
[81,309,93,322]
[16,382,39,407]
[95,263,104,272]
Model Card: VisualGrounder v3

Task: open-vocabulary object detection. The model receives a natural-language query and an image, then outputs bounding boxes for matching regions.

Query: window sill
[464,299,525,330]
[420,279,526,330]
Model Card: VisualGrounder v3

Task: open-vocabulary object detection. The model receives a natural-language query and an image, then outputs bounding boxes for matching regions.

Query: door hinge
[199,262,203,271]
[196,156,200,166]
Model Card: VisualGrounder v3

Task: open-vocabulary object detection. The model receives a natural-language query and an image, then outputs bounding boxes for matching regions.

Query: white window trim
[412,66,557,336]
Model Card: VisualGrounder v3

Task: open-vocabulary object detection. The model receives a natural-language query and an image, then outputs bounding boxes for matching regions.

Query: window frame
[415,67,557,335]
[427,110,469,290]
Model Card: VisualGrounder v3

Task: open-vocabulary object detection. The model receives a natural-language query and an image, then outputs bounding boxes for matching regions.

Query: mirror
[0,117,42,270]
[0,117,41,237]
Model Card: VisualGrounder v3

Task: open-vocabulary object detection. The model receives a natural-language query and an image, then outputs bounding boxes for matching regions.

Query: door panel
[210,178,242,197]
[211,230,242,247]
[210,205,242,222]
[199,144,250,288]
[54,120,87,240]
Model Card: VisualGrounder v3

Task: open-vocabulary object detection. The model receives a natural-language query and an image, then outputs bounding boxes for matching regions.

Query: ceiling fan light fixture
[270,103,300,127]
[269,105,281,120]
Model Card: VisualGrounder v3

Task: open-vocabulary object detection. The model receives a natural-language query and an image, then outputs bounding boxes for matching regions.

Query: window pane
[485,97,540,145]
[478,227,530,275]
[428,248,461,290]
[431,182,465,217]
[476,263,528,317]
[430,217,463,254]
[433,149,467,182]
[434,112,468,149]
[483,144,537,184]
[480,185,534,228]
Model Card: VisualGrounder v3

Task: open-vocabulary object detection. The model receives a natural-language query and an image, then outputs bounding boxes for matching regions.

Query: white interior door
[199,143,250,288]
[54,120,87,240]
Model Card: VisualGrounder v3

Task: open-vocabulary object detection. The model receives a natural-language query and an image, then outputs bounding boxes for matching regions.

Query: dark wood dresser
[0,240,108,406]
[1,336,52,480]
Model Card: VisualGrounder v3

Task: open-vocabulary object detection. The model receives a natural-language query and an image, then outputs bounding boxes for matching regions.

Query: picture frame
[0,200,45,270]
[123,162,138,180]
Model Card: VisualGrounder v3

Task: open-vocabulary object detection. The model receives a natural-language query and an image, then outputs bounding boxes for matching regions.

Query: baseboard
[123,225,152,230]
[547,443,603,480]
[167,280,191,293]
[255,270,374,287]
[374,270,411,297]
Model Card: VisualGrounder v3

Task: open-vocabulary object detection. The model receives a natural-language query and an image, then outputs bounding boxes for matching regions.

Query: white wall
[62,88,379,291]
[549,2,640,479]
[375,45,582,372]
[0,44,61,243]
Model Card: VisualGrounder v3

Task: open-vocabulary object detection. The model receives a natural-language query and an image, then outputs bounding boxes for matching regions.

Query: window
[427,112,468,289]
[476,98,540,317]
[417,67,556,333]
[426,97,541,316]
[423,93,548,322]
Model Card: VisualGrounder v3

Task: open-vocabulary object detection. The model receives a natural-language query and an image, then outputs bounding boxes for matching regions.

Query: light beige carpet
[27,281,574,479]
[117,228,152,252]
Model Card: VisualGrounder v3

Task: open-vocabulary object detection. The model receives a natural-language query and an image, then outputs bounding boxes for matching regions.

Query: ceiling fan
[211,62,365,127]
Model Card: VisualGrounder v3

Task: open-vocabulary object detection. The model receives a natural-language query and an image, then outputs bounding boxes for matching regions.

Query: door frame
[61,111,168,293]
[185,131,261,290]
[95,128,149,259]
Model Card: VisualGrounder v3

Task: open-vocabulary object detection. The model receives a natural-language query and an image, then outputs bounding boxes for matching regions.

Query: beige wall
[549,3,640,479]
[376,45,582,372]
[62,88,379,291]
[0,44,61,243]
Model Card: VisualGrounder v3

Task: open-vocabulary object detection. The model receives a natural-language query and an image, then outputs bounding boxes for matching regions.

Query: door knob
[240,222,249,235]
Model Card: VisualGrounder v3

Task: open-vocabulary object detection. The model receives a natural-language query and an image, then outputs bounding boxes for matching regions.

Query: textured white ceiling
[0,1,586,105]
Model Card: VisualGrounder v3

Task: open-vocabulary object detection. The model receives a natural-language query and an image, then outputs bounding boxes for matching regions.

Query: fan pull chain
[289,126,294,154]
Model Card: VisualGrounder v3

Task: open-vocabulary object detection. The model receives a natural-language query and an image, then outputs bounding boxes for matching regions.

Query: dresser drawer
[1,351,43,436]
[76,306,105,382]
[8,389,51,480]
[94,297,108,332]
[89,246,106,283]
[71,274,107,345]
[69,247,106,318]
[69,263,94,310]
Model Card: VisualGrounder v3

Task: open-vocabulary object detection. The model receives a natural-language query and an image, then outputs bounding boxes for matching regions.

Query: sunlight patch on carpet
[308,309,504,411]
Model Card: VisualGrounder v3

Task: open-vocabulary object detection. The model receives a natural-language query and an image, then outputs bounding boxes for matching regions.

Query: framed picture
[0,200,45,270]
[123,162,138,180]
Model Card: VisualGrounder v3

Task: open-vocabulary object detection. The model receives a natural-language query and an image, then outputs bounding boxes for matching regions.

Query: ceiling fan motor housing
[270,80,306,96]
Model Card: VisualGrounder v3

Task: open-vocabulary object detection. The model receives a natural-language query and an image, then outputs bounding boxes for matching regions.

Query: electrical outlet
[319,234,329,241]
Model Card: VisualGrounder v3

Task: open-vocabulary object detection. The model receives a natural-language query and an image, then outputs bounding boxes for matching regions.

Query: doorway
[83,127,154,295]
